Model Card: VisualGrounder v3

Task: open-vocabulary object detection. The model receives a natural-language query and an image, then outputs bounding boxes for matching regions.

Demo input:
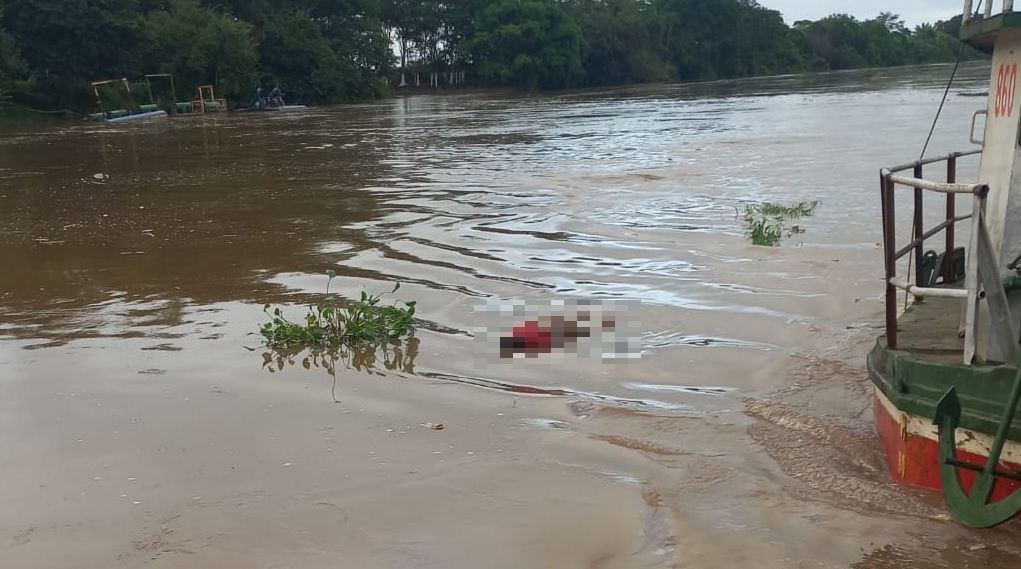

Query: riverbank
[0,102,80,124]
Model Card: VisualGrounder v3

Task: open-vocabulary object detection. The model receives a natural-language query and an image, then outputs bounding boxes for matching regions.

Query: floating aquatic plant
[743,200,819,246]
[259,270,417,351]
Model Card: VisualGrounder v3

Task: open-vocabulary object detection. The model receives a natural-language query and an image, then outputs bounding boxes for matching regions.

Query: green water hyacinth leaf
[743,200,819,246]
[259,275,416,351]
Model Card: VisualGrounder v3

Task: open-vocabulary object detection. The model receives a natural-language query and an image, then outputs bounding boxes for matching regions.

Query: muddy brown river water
[3,63,1021,568]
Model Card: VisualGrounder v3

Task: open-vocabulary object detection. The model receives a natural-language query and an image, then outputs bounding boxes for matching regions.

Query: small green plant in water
[743,200,819,246]
[259,270,417,350]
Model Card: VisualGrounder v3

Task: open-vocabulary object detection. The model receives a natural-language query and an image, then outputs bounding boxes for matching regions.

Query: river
[2,62,1020,568]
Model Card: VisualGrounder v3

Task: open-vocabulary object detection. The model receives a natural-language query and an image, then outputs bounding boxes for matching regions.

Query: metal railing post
[914,164,925,288]
[946,156,958,283]
[883,174,898,349]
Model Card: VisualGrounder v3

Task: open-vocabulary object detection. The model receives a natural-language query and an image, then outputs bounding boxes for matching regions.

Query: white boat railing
[882,149,1016,363]
[964,0,1016,22]
[880,148,1020,364]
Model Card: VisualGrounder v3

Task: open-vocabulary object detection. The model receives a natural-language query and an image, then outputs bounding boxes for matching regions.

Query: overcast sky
[763,0,965,28]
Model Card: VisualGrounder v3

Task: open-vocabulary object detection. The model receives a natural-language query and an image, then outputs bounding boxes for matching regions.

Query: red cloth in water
[511,320,552,349]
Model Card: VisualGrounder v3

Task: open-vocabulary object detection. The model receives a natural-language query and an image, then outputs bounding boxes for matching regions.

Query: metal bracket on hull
[934,366,1021,527]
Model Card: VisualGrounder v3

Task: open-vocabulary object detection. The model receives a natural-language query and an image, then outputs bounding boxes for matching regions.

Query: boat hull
[874,388,1021,501]
[106,110,167,123]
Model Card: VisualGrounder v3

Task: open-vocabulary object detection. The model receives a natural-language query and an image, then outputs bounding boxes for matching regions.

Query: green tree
[462,0,584,90]
[429,0,487,70]
[732,2,804,76]
[142,0,258,101]
[800,14,869,70]
[381,0,417,70]
[259,0,392,101]
[936,15,964,39]
[203,0,273,24]
[649,0,802,80]
[0,26,25,78]
[0,0,144,108]
[258,7,389,104]
[565,0,674,86]
[1,0,143,79]
[382,0,449,73]
[0,26,23,106]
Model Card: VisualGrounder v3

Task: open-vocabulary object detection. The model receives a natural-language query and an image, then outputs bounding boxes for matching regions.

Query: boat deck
[895,294,965,364]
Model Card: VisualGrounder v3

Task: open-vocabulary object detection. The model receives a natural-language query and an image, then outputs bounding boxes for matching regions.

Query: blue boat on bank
[102,108,168,123]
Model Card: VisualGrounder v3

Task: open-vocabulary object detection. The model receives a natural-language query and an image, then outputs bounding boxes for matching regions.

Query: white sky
[762,0,967,28]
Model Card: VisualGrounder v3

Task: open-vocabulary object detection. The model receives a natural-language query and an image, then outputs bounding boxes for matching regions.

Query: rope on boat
[920,44,967,160]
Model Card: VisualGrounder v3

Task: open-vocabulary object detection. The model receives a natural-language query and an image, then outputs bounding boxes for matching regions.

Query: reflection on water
[261,338,420,378]
[3,62,1020,568]
[260,340,420,404]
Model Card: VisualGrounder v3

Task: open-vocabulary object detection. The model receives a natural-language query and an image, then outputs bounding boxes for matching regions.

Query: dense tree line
[0,0,986,114]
